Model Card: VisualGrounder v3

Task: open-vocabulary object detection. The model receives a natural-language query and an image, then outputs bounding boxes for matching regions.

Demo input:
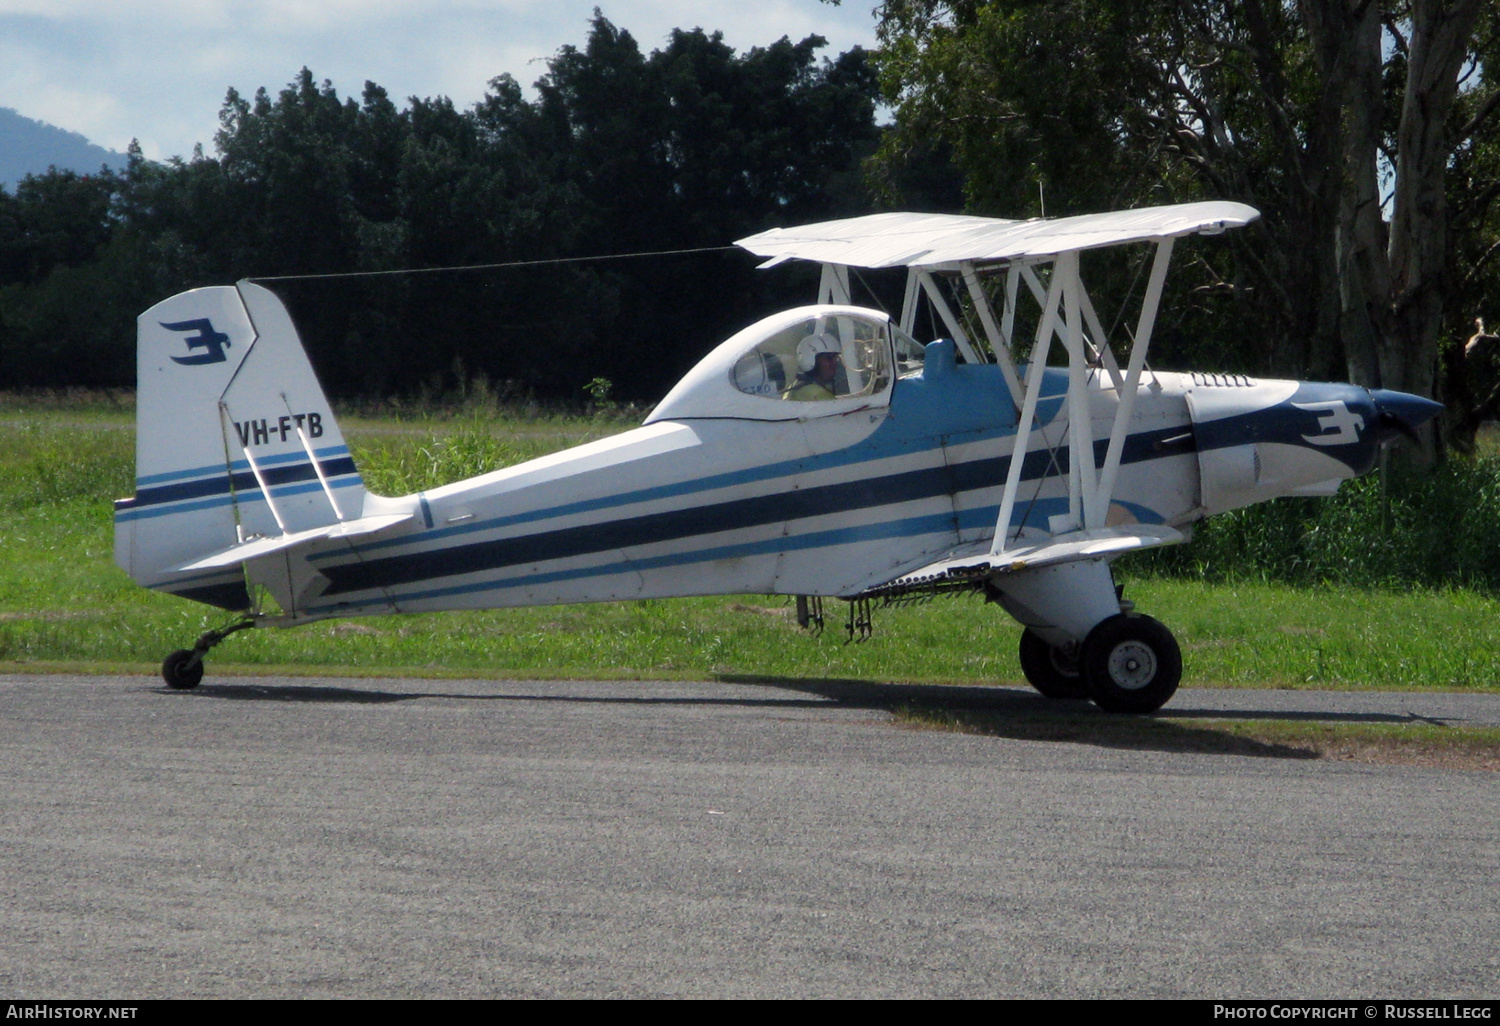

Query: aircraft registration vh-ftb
[114,201,1440,713]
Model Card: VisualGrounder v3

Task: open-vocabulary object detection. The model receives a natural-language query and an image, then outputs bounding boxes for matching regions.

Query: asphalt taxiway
[2,674,1496,998]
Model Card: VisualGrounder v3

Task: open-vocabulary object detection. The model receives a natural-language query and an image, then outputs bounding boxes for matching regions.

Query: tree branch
[1457,86,1500,143]
[1470,376,1500,423]
[1382,14,1411,58]
[1462,236,1500,290]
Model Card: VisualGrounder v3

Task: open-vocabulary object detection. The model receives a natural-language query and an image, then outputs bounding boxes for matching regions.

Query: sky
[0,1,882,161]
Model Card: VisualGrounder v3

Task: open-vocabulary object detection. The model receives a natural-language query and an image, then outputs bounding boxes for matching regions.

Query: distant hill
[0,107,128,191]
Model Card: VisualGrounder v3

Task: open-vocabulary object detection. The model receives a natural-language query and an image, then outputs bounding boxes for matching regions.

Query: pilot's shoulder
[783,380,834,401]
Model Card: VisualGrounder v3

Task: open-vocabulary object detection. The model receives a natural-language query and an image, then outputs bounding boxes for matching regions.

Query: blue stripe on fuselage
[315,366,1187,598]
[339,364,1063,559]
[309,510,965,613]
[305,494,1164,615]
[315,431,1180,598]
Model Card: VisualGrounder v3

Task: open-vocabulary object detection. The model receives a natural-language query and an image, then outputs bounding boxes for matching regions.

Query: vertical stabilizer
[114,282,365,610]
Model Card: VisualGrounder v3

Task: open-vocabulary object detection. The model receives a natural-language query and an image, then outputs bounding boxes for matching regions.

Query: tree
[870,0,1500,453]
[461,12,882,399]
[0,15,883,401]
[0,168,129,386]
[0,167,119,286]
[1301,0,1487,404]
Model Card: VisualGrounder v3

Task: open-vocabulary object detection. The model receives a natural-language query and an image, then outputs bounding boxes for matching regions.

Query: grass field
[2,392,1499,765]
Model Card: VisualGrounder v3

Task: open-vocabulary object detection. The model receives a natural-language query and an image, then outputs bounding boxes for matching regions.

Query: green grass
[1,395,1498,696]
[1135,454,1500,592]
[1111,575,1500,690]
[0,388,136,419]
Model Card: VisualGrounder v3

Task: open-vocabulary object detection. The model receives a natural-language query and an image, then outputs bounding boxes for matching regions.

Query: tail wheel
[1081,614,1181,714]
[162,649,204,690]
[1017,629,1089,699]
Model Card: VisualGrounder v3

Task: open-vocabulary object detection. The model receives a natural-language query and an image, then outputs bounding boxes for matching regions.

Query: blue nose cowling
[1369,389,1445,445]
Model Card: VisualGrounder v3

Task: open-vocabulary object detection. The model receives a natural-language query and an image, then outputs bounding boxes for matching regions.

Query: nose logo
[1293,400,1365,446]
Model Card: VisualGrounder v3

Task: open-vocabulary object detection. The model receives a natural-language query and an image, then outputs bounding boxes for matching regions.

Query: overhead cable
[247,244,741,283]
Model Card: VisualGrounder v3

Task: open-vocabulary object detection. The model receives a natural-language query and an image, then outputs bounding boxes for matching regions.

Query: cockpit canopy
[646,305,924,423]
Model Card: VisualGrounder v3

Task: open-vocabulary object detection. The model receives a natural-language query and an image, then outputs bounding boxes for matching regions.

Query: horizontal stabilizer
[176,513,413,572]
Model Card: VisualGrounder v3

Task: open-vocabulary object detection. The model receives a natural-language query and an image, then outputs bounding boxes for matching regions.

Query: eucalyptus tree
[869,0,1500,453]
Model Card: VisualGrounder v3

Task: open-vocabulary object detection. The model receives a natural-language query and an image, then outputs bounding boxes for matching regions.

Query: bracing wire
[246,244,740,284]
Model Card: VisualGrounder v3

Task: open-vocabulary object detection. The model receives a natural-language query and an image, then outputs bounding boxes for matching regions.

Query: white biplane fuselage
[114,202,1441,712]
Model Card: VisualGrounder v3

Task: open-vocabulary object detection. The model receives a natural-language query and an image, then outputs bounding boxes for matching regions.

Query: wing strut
[915,270,983,364]
[960,262,1024,409]
[899,268,921,337]
[991,262,1065,555]
[1015,264,1124,391]
[818,263,852,305]
[1059,251,1099,534]
[987,238,1177,553]
[1090,237,1174,526]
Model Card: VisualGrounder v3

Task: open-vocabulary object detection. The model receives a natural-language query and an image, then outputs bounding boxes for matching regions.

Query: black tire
[1081,614,1181,714]
[1017,629,1089,699]
[162,649,204,690]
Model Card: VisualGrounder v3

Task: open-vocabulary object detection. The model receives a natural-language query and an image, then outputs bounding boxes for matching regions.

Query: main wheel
[162,649,204,690]
[1081,614,1181,714]
[1018,629,1089,699]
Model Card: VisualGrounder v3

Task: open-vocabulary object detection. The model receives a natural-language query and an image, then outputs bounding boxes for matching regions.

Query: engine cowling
[1186,377,1441,516]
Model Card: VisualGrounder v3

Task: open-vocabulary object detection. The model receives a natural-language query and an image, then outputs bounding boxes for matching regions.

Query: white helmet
[797,332,841,373]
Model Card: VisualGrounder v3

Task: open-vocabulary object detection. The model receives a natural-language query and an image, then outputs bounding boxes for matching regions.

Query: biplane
[114,201,1440,712]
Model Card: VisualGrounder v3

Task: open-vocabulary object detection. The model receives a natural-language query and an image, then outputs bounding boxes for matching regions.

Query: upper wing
[736,201,1259,269]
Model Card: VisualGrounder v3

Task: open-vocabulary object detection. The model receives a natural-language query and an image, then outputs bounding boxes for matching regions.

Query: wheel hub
[1049,646,1081,679]
[1106,640,1157,690]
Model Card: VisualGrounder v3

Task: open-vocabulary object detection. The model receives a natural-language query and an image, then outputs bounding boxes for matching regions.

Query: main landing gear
[1017,628,1088,700]
[1018,613,1182,714]
[160,617,256,690]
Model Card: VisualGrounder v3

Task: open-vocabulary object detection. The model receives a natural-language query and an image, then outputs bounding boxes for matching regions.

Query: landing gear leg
[160,616,256,690]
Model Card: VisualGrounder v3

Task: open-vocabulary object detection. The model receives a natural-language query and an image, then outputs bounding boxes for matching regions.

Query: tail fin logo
[163,318,232,365]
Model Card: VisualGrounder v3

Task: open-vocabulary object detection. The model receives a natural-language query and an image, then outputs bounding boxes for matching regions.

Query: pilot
[783,333,843,401]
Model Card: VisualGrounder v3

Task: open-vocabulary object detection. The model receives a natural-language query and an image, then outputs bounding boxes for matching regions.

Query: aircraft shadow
[721,676,1410,761]
[905,705,1323,761]
[153,683,417,704]
[157,675,1053,712]
[152,681,835,709]
[155,676,1436,761]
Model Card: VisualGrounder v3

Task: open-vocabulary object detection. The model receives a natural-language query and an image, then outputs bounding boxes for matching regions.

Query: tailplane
[114,281,375,612]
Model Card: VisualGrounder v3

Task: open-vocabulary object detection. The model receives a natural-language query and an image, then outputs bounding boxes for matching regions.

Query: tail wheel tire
[1018,629,1089,699]
[162,649,204,690]
[1081,614,1181,714]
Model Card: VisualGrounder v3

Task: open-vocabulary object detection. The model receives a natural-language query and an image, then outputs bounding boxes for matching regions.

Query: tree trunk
[1383,0,1484,401]
[1300,0,1387,386]
[1300,0,1483,460]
